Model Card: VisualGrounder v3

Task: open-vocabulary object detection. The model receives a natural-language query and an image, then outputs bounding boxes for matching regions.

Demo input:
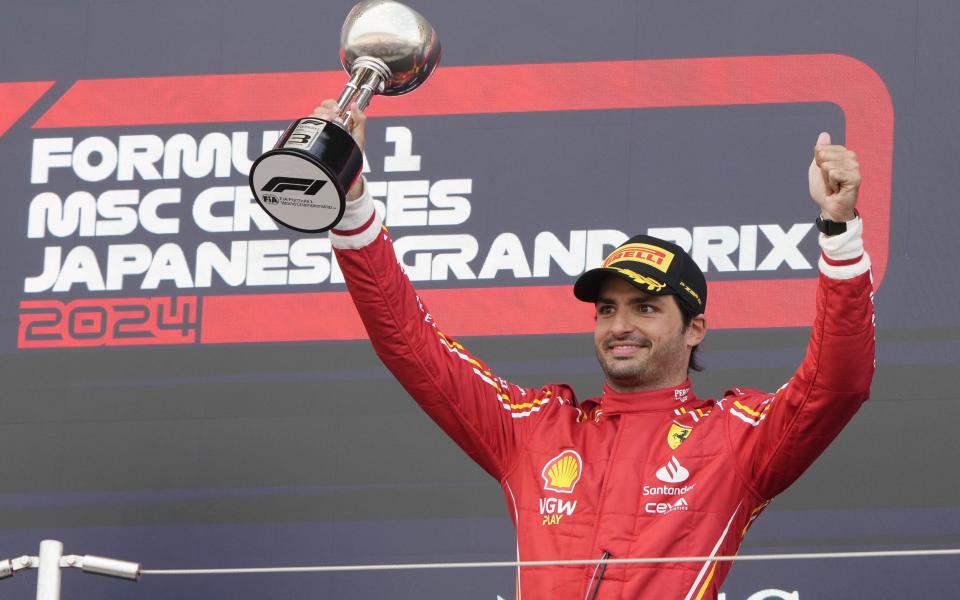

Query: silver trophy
[249,0,441,233]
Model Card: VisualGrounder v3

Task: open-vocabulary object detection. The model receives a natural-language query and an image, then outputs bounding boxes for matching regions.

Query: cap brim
[573,267,672,303]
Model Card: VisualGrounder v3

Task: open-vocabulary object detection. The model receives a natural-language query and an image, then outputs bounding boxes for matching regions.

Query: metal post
[79,555,141,580]
[36,540,63,600]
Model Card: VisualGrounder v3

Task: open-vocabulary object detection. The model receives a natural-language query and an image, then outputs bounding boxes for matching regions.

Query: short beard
[597,331,688,392]
[598,353,649,389]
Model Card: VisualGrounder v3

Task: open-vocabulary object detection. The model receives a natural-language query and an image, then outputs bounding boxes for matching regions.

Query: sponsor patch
[679,281,703,306]
[539,497,578,526]
[603,243,675,273]
[642,483,695,496]
[541,450,583,494]
[655,456,690,483]
[645,497,689,515]
[607,267,667,293]
[667,421,693,450]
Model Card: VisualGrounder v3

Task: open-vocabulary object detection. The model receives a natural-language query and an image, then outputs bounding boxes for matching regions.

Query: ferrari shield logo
[667,422,693,450]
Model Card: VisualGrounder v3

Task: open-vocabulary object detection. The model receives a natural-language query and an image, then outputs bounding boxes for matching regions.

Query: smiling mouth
[607,342,649,357]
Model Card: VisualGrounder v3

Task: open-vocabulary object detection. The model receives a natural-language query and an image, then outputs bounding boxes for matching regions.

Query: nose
[608,306,636,337]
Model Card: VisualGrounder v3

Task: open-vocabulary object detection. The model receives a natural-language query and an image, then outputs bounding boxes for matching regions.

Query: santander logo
[655,456,690,483]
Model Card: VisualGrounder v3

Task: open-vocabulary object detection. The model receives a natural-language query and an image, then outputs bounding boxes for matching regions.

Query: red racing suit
[331,188,875,600]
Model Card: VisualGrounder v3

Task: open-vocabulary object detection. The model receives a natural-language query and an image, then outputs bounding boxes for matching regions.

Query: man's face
[593,276,704,392]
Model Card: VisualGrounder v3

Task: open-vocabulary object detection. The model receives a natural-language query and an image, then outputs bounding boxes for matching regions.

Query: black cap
[573,235,707,315]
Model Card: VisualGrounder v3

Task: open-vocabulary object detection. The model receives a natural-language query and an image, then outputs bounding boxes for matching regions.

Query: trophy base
[249,118,364,233]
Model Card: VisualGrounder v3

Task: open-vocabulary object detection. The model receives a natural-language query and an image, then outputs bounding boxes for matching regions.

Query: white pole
[36,540,63,600]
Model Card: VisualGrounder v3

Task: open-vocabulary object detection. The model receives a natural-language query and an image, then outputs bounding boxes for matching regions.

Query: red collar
[598,379,696,415]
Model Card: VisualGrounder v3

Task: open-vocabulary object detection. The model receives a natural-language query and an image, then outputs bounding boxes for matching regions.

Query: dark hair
[676,297,704,372]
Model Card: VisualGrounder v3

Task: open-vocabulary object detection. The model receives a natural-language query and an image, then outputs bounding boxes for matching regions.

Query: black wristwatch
[816,210,858,236]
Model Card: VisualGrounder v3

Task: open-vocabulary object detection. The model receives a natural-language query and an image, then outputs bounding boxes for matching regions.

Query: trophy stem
[338,66,386,127]
[352,69,384,113]
[338,56,391,120]
[336,70,366,116]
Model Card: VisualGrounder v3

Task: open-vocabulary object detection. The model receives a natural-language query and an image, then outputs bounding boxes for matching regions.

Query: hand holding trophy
[249,0,441,233]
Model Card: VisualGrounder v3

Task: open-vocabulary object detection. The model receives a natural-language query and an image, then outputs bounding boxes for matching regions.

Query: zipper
[583,415,624,599]
[583,550,610,600]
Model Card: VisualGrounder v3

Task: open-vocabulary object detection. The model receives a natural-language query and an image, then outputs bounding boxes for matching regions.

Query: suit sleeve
[329,185,571,480]
[727,217,876,499]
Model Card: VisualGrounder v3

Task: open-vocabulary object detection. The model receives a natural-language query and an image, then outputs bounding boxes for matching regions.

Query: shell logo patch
[541,450,583,494]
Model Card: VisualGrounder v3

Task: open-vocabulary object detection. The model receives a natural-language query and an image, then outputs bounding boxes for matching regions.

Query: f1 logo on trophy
[249,0,441,233]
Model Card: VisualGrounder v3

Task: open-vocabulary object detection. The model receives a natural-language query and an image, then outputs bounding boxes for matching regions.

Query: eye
[638,304,655,314]
[596,304,615,317]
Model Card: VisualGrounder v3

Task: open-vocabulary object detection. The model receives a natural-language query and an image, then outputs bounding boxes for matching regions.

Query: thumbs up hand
[808,132,860,222]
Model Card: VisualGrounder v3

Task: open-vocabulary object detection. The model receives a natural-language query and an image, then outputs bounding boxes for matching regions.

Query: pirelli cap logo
[603,243,675,273]
[541,450,583,494]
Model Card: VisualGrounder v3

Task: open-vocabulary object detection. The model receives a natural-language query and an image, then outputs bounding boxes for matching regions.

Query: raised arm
[314,101,570,480]
[728,133,876,499]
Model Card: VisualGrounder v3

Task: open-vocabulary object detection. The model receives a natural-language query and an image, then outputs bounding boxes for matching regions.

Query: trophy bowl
[340,0,442,97]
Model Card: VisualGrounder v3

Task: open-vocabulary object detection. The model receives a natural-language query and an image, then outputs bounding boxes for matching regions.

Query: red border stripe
[36,71,343,129]
[34,56,887,123]
[0,81,54,137]
[200,278,816,343]
[821,251,864,267]
[331,211,377,236]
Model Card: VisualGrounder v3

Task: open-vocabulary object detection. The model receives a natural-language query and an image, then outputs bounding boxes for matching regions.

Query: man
[316,100,874,599]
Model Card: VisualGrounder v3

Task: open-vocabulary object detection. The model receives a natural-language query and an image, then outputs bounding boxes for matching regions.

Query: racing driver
[315,100,875,600]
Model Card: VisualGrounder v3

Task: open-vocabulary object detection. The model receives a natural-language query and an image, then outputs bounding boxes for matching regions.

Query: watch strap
[816,209,859,236]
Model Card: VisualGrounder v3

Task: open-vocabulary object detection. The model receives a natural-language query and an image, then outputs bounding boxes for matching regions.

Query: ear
[684,314,706,348]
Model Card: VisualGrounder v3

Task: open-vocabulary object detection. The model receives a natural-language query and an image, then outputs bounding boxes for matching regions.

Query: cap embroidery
[608,267,667,293]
